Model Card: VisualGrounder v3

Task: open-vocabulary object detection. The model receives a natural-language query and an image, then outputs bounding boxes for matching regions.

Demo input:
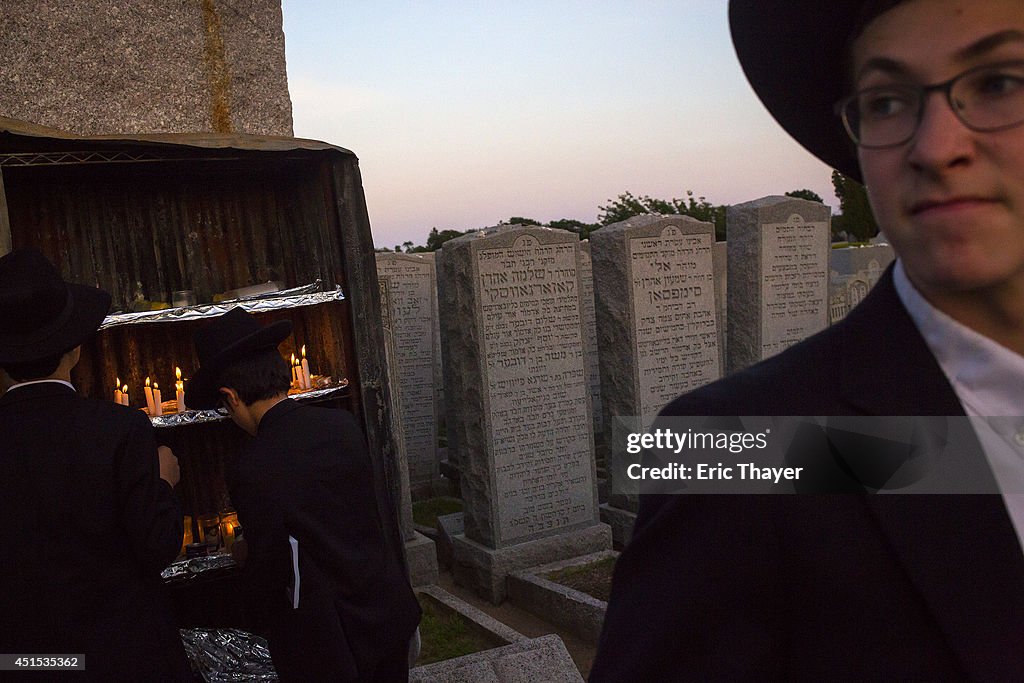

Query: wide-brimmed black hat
[729,0,902,184]
[0,248,111,364]
[186,307,292,410]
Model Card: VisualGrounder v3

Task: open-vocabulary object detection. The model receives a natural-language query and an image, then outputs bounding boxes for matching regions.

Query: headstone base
[599,503,637,548]
[453,523,612,604]
[406,531,439,587]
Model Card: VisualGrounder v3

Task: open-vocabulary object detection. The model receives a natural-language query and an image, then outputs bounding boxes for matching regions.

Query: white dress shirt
[893,260,1024,552]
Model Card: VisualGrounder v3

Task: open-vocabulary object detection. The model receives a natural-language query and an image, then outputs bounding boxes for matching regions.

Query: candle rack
[99,281,346,329]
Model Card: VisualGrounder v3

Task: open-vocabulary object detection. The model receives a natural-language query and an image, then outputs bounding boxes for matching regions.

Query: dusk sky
[280,1,838,249]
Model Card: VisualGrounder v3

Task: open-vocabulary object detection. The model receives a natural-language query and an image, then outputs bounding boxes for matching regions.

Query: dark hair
[215,348,292,406]
[2,348,74,381]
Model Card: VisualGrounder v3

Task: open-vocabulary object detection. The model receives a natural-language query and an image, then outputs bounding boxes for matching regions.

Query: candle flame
[122,385,128,393]
[175,367,182,380]
[291,353,296,364]
[116,376,121,388]
[145,376,151,387]
[153,382,159,390]
[301,345,307,358]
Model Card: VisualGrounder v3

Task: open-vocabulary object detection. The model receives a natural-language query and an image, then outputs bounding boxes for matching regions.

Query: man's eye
[970,71,1024,98]
[859,91,912,119]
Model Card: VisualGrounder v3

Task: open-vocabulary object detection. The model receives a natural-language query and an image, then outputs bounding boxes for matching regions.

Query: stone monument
[375,252,441,497]
[828,243,896,322]
[727,196,831,373]
[439,225,611,603]
[378,277,438,587]
[590,214,721,544]
[1,0,292,136]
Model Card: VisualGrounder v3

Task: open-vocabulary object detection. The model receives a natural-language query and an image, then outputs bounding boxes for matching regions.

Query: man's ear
[219,386,240,407]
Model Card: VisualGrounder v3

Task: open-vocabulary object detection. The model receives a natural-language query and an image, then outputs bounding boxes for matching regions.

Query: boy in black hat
[0,248,191,681]
[593,0,1024,679]
[186,307,420,683]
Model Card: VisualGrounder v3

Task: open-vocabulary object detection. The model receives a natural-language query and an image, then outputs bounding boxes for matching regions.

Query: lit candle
[175,367,187,412]
[144,377,155,414]
[153,382,163,416]
[290,353,298,387]
[122,384,129,407]
[114,377,123,405]
[301,345,311,390]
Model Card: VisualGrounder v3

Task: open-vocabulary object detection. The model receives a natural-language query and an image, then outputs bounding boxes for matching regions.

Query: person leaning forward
[592,0,1024,680]
[186,307,421,683]
[0,248,191,682]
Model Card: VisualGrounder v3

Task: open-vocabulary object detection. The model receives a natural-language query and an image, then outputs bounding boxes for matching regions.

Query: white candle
[175,367,187,412]
[122,384,129,407]
[290,354,298,387]
[153,382,163,416]
[144,377,155,414]
[114,377,123,405]
[301,346,311,390]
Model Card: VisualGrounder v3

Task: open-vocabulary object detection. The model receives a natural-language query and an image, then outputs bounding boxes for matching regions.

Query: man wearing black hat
[186,307,420,682]
[0,248,191,681]
[593,0,1024,679]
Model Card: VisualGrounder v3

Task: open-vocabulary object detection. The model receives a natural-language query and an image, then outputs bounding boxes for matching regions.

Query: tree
[831,171,879,242]
[598,190,727,241]
[502,216,543,226]
[420,227,466,252]
[785,189,823,203]
[548,218,601,240]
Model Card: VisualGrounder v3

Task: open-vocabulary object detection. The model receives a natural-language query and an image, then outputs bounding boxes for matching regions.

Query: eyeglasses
[836,60,1024,148]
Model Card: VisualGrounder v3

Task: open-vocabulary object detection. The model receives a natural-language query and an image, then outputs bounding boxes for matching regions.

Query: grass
[544,556,617,602]
[411,497,463,528]
[416,596,494,665]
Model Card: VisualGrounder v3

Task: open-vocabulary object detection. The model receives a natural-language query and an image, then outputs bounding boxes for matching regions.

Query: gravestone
[439,225,611,603]
[375,253,441,498]
[591,215,721,545]
[829,243,896,323]
[420,251,446,435]
[727,197,831,373]
[578,241,603,444]
[713,240,728,368]
[378,277,438,587]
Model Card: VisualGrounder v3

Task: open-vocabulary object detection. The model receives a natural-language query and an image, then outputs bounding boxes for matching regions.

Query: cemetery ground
[412,495,616,678]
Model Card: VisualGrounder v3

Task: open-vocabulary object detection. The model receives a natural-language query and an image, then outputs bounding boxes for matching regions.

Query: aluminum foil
[100,280,345,329]
[162,553,238,582]
[180,628,278,682]
[150,380,349,428]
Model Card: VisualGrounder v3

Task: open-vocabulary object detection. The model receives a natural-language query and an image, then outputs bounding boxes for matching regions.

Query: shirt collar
[5,378,76,395]
[893,259,1024,417]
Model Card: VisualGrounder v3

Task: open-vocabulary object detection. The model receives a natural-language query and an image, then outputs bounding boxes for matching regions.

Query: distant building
[1,0,292,136]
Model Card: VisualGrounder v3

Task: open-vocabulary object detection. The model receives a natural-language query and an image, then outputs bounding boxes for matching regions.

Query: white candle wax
[153,384,163,416]
[301,359,311,390]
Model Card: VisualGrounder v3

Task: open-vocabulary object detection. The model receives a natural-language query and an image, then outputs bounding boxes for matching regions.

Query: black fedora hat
[185,307,292,410]
[0,248,111,364]
[729,0,903,184]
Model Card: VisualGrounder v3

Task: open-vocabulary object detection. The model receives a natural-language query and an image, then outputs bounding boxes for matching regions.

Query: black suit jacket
[590,269,1024,681]
[0,382,190,682]
[229,399,420,682]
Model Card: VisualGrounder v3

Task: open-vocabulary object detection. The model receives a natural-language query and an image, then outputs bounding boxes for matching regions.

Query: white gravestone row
[577,241,603,442]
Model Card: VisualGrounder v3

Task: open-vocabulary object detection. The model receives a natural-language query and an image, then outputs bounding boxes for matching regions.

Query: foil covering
[100,280,345,329]
[150,380,349,428]
[162,553,238,582]
[180,628,278,682]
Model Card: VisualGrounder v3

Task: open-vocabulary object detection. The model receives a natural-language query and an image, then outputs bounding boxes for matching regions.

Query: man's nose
[906,91,974,173]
